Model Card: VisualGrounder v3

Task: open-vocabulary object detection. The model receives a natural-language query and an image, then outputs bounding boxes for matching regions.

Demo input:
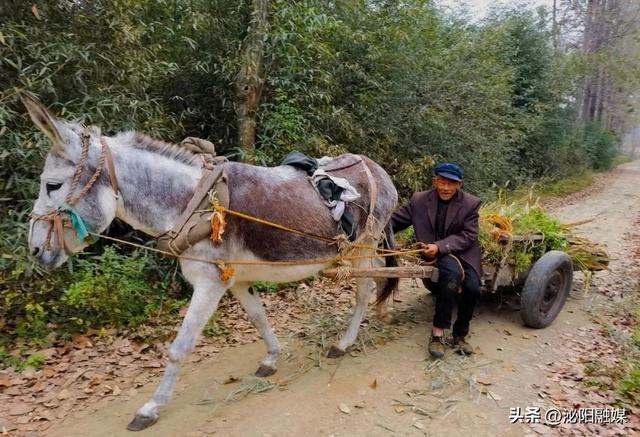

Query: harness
[30,133,119,255]
[156,145,228,255]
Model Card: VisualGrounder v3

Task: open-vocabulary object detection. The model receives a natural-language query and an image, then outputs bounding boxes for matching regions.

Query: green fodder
[479,194,604,273]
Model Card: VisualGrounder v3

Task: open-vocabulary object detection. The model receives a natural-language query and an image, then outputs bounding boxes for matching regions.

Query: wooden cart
[323,234,583,329]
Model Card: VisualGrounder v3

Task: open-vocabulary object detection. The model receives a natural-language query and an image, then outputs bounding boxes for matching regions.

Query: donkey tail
[374,221,399,305]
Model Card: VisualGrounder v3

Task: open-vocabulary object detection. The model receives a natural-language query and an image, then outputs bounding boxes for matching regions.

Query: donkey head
[20,92,118,268]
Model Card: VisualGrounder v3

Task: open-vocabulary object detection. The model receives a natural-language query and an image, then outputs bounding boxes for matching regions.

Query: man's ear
[18,90,66,155]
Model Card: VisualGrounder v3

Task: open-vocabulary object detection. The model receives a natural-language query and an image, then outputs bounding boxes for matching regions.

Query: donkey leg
[230,283,281,377]
[328,257,377,358]
[128,281,226,431]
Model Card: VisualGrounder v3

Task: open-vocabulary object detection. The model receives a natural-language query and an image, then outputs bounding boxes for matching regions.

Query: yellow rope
[89,201,429,281]
[211,204,402,255]
[90,232,426,268]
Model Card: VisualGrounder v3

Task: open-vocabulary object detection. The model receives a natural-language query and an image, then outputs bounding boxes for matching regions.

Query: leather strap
[157,164,227,255]
[54,214,73,256]
[100,138,119,195]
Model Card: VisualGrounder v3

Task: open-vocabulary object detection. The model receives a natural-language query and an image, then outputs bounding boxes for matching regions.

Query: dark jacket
[390,189,482,275]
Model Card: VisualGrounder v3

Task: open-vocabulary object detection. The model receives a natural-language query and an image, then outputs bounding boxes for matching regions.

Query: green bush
[582,122,618,170]
[62,247,166,329]
[618,363,640,406]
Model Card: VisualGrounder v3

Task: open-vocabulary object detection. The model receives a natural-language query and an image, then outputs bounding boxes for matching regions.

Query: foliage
[511,171,594,201]
[618,363,640,405]
[0,349,44,371]
[0,246,186,351]
[63,247,164,329]
[480,195,568,271]
[582,122,619,170]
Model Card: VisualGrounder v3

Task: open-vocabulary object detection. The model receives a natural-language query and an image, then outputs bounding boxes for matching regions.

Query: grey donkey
[21,92,398,431]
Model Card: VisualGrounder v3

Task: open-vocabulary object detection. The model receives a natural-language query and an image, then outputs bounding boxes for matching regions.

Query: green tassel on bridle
[60,202,91,242]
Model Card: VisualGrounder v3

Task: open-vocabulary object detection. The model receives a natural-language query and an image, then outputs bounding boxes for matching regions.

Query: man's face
[432,175,463,201]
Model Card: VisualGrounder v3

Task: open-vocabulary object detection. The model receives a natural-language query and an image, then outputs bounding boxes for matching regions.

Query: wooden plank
[498,234,545,244]
[321,265,435,279]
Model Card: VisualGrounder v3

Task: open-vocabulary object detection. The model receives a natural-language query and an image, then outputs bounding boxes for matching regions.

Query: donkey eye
[46,182,63,195]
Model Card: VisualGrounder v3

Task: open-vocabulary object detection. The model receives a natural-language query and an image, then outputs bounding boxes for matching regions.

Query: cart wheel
[520,250,573,328]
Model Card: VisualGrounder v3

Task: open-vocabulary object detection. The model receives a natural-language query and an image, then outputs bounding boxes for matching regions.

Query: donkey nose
[32,246,41,258]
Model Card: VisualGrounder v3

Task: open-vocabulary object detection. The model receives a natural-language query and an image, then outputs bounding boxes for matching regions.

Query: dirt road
[47,161,640,437]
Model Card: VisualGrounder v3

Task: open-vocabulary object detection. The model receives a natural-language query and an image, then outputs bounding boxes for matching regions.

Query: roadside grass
[511,170,594,202]
[582,289,640,409]
[612,154,633,167]
[618,302,640,406]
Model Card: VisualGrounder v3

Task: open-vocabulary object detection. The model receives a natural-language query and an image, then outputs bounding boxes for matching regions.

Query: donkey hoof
[255,364,277,377]
[127,414,158,431]
[326,345,345,358]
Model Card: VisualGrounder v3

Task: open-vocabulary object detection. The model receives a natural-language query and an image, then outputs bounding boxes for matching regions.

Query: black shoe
[428,335,446,358]
[452,336,473,355]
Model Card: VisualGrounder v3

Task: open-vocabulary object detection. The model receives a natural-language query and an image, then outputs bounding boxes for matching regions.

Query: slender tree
[236,0,270,162]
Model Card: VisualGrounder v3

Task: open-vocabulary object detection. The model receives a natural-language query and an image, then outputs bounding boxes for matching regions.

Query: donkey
[21,92,398,430]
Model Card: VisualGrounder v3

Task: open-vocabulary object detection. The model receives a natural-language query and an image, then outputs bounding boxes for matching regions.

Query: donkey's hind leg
[230,283,281,377]
[327,254,377,358]
[128,269,227,431]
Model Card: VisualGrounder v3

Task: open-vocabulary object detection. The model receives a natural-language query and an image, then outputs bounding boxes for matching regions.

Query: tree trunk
[236,0,270,162]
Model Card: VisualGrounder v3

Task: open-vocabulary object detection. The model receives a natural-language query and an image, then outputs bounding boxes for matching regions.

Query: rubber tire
[520,250,573,329]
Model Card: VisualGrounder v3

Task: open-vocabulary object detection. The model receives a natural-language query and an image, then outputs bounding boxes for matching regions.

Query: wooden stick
[321,265,436,279]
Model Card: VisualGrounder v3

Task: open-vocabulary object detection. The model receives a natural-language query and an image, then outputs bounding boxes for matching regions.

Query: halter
[30,132,119,255]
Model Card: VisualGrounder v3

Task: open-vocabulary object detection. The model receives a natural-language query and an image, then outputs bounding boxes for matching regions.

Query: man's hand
[418,242,439,259]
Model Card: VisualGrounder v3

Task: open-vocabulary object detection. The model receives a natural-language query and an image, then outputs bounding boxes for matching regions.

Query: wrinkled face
[22,92,117,268]
[432,175,463,201]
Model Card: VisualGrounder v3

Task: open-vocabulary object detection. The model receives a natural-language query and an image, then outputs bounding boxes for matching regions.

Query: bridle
[30,132,119,255]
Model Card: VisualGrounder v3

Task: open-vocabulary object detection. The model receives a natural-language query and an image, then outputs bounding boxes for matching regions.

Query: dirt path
[40,161,640,436]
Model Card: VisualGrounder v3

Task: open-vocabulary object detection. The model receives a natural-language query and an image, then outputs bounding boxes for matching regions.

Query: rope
[210,204,403,256]
[31,133,116,253]
[90,232,426,267]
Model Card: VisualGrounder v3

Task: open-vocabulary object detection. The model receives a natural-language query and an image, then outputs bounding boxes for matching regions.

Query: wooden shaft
[321,266,436,279]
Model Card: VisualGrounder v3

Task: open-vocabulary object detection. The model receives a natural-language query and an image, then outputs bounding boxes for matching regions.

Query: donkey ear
[18,90,65,152]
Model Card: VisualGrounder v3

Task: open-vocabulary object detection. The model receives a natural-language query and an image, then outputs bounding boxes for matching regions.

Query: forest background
[1,0,638,361]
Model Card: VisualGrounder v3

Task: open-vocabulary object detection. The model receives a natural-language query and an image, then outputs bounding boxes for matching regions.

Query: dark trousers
[422,255,481,337]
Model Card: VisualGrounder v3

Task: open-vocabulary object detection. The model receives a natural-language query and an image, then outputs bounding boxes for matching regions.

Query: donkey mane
[116,131,201,166]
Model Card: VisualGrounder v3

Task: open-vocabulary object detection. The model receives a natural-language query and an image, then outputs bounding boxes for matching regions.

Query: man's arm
[390,201,413,233]
[434,200,480,255]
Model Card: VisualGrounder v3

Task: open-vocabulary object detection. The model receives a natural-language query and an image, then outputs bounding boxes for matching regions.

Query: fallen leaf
[21,367,38,379]
[42,367,56,378]
[0,373,11,387]
[16,416,30,425]
[31,4,41,19]
[224,376,239,384]
[9,402,35,416]
[338,403,350,414]
[503,330,513,336]
[476,378,492,386]
[394,406,405,414]
[112,385,121,396]
[369,379,378,389]
[413,422,425,430]
[57,389,71,400]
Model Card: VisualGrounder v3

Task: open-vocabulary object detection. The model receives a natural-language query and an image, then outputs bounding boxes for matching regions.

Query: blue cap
[434,162,463,181]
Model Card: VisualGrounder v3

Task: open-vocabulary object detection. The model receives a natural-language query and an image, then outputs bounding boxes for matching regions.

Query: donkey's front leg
[327,257,376,358]
[127,278,227,431]
[230,283,281,377]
